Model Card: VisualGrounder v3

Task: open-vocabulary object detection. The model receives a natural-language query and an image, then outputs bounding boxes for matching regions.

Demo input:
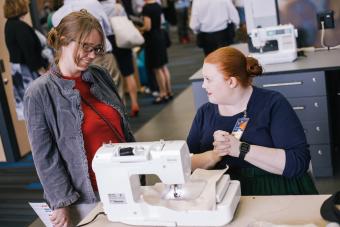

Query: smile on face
[61,29,103,75]
[76,29,104,70]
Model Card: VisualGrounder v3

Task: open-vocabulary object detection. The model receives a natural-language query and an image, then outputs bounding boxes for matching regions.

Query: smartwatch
[239,142,250,160]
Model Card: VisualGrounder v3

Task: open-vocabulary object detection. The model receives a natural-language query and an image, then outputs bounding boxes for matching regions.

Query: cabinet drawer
[303,121,330,144]
[310,145,332,168]
[288,96,328,122]
[253,71,326,98]
[311,166,333,177]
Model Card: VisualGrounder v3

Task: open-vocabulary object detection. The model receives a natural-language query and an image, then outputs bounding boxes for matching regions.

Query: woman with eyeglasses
[23,10,135,227]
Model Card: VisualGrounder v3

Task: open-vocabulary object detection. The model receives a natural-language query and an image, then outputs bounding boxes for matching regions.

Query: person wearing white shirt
[233,0,245,25]
[190,0,240,56]
[52,0,113,52]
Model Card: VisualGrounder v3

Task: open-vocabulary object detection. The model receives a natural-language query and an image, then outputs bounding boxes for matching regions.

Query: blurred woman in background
[4,0,47,120]
[141,0,173,104]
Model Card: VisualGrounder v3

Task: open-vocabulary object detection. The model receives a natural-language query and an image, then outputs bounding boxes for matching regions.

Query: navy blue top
[187,86,311,178]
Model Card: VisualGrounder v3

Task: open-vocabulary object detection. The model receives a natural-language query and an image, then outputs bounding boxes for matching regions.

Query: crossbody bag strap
[80,96,125,143]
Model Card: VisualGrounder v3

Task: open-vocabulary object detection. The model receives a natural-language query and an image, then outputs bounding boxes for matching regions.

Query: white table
[76,195,330,227]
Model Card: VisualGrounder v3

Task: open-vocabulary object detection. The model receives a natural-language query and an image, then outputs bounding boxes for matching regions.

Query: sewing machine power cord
[76,212,106,227]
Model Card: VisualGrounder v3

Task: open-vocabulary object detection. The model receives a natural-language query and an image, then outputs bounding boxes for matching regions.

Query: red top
[62,75,125,191]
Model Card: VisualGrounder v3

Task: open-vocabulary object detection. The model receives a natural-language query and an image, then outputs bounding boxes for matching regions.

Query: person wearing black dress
[141,0,173,104]
[4,0,47,120]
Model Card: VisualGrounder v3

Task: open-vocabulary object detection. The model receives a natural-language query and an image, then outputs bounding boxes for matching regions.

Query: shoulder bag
[110,16,145,48]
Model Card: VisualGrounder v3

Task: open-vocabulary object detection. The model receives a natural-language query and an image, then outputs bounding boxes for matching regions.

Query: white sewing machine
[92,140,241,226]
[249,24,298,65]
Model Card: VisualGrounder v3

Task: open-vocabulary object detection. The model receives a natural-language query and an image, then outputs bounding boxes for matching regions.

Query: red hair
[204,47,262,87]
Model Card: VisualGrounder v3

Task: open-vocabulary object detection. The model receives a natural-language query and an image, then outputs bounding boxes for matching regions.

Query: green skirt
[229,167,318,196]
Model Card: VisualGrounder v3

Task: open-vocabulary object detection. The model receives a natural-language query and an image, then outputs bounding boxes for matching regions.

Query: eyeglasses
[79,42,105,56]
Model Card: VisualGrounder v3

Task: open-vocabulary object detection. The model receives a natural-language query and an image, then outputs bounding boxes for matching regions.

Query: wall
[278,0,340,47]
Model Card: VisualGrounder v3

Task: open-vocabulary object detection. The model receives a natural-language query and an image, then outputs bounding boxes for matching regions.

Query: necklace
[243,109,247,118]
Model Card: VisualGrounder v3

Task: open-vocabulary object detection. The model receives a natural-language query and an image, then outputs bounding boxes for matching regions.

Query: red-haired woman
[187,47,318,196]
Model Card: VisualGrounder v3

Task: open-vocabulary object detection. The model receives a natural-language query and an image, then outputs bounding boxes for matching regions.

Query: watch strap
[239,142,250,160]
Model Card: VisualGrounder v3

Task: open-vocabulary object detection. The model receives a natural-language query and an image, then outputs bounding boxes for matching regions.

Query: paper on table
[29,202,53,227]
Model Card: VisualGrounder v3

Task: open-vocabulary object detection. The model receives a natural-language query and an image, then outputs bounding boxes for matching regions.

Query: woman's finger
[213,140,231,147]
[213,130,225,136]
[214,144,231,150]
[215,149,229,156]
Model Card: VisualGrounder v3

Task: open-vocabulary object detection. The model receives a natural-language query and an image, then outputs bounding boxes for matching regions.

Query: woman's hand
[191,130,244,171]
[50,207,71,227]
[213,131,287,175]
[213,130,241,158]
[191,149,222,170]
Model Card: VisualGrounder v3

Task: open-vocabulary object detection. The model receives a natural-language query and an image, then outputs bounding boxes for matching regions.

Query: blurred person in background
[4,0,48,120]
[141,0,173,104]
[175,0,190,44]
[190,0,239,56]
[233,0,247,43]
[99,0,140,117]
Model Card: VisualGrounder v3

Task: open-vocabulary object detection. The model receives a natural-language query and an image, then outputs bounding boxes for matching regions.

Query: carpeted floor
[127,28,204,133]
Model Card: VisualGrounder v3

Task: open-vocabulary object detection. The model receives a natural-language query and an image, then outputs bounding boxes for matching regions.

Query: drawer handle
[314,102,319,108]
[262,81,303,88]
[318,150,323,155]
[3,78,8,85]
[293,106,305,110]
[316,126,320,131]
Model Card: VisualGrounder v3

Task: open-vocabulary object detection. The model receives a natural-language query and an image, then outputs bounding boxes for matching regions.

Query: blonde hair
[47,9,105,64]
[205,47,263,87]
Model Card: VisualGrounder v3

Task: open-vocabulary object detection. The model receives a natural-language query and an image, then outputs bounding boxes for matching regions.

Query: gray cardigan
[24,64,135,209]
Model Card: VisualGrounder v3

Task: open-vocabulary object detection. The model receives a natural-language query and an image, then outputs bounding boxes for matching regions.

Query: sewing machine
[92,140,241,226]
[248,24,298,65]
